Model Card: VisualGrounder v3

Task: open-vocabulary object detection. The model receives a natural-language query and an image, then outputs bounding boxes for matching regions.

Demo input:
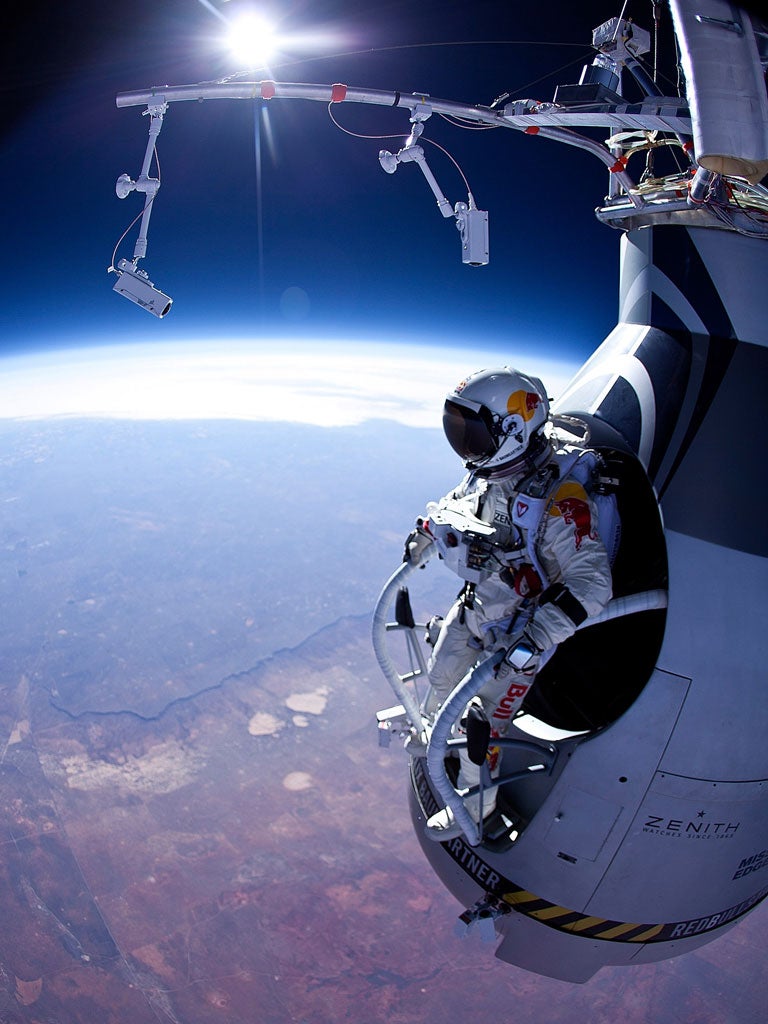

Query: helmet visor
[442,398,498,463]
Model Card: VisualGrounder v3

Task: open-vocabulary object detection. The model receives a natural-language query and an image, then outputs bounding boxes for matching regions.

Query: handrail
[579,588,668,626]
[426,649,504,847]
[371,547,436,735]
[426,588,669,846]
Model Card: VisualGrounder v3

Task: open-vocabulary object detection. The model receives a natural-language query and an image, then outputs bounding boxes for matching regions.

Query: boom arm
[110,8,768,314]
[115,78,648,201]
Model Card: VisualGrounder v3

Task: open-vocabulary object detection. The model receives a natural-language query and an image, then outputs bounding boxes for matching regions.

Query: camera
[455,203,489,266]
[112,258,172,318]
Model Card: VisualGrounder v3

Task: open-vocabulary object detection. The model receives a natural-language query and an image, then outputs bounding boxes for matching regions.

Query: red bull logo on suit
[549,481,596,550]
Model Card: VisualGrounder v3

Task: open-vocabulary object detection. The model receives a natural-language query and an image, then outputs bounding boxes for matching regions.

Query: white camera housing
[455,203,489,266]
[112,258,172,318]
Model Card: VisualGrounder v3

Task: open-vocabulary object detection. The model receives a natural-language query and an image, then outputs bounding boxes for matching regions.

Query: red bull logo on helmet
[549,481,596,550]
[506,389,542,422]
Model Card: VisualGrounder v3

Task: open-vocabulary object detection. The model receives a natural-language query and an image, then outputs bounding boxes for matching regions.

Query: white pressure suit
[420,444,613,820]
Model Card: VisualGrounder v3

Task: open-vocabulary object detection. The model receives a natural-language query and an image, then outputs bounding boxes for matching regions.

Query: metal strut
[115,102,167,264]
[115,80,652,202]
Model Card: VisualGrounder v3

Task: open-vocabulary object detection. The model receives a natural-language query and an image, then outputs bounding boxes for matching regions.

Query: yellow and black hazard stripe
[501,885,666,942]
[411,758,768,945]
[499,878,768,943]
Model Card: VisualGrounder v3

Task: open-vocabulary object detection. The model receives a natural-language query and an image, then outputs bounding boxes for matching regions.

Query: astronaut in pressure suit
[404,367,613,840]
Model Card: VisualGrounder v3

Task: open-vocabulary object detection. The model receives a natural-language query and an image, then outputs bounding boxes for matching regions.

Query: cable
[488,50,594,108]
[209,38,600,114]
[108,146,161,272]
[652,0,662,84]
[730,182,768,216]
[327,103,477,202]
[326,102,402,141]
[439,114,498,130]
[629,48,679,94]
[108,201,153,273]
[209,38,595,85]
[716,181,768,225]
[672,21,683,96]
[421,137,473,199]
[708,201,768,238]
[612,1,631,42]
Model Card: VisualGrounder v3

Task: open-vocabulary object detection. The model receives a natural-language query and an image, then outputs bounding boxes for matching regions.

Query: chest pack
[426,445,620,587]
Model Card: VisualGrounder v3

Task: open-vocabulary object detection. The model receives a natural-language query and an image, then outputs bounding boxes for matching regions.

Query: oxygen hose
[425,588,669,846]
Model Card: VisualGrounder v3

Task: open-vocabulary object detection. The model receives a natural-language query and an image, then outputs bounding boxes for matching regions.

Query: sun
[225,11,278,69]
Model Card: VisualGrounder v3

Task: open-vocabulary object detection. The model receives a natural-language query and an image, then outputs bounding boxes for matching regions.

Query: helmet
[442,367,550,470]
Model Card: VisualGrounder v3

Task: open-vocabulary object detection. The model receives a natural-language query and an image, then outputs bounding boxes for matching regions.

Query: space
[1,1,767,1022]
[1,0,631,357]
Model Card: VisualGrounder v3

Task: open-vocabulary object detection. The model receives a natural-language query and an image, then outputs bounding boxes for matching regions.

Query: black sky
[1,1,681,355]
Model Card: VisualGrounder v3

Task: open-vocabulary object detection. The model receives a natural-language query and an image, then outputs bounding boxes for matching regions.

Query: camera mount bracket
[378,123,489,265]
[114,102,168,262]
